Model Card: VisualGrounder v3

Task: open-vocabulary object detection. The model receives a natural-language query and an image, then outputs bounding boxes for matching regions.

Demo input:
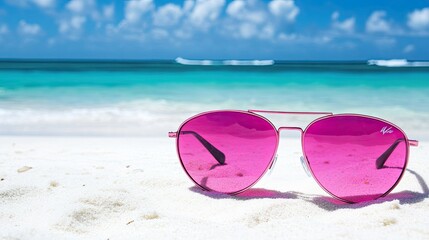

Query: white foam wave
[368,59,429,67]
[222,60,274,66]
[0,99,234,137]
[175,57,274,66]
[1,102,428,140]
[175,57,214,66]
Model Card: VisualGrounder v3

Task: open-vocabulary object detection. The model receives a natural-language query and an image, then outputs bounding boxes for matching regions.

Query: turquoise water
[0,60,428,139]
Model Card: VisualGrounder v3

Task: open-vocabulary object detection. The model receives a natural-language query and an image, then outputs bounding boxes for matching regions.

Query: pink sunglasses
[169,110,419,203]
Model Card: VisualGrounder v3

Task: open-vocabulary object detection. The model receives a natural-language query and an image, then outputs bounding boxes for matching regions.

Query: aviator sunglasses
[168,110,419,203]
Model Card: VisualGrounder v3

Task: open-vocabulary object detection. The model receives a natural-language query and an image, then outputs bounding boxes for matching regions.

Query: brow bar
[249,109,333,115]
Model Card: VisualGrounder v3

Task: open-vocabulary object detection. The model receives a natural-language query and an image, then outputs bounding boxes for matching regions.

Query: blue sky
[0,0,428,60]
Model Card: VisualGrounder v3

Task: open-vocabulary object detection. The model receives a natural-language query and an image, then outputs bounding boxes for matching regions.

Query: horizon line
[1,58,429,62]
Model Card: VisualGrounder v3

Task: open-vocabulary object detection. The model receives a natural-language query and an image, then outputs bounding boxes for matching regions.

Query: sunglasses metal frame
[169,109,419,203]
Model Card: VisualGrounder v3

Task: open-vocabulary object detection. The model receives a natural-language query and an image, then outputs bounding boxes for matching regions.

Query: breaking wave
[175,57,274,66]
[368,59,429,67]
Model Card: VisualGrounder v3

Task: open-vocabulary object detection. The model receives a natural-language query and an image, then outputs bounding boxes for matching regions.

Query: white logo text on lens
[380,126,393,135]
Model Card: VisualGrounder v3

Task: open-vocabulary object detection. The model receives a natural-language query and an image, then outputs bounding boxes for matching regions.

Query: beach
[2,0,429,238]
[0,61,428,239]
[0,136,427,239]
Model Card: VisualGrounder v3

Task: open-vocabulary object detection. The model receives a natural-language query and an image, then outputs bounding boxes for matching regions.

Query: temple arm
[376,139,419,169]
[169,131,226,165]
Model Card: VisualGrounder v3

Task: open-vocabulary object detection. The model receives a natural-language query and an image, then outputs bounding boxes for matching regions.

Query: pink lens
[303,115,408,203]
[177,111,278,193]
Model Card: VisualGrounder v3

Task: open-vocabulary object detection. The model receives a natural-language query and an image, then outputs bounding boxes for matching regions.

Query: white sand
[0,136,428,239]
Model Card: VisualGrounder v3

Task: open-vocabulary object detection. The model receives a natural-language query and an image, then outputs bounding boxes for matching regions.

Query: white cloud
[238,23,258,39]
[67,0,85,13]
[60,0,115,38]
[59,22,68,33]
[59,15,86,36]
[331,11,339,21]
[103,4,115,19]
[225,0,276,39]
[268,0,299,22]
[123,0,154,24]
[226,0,266,24]
[403,44,415,53]
[88,3,115,24]
[152,28,169,39]
[225,0,298,40]
[366,11,391,33]
[260,24,275,39]
[110,0,300,41]
[18,20,41,35]
[5,0,54,8]
[174,28,192,39]
[154,3,183,27]
[334,18,355,32]
[226,0,244,16]
[5,0,28,8]
[0,24,9,34]
[183,0,194,13]
[32,0,54,8]
[65,0,101,26]
[188,0,225,30]
[70,16,86,30]
[331,12,355,33]
[278,33,297,41]
[107,0,154,41]
[408,8,429,31]
[315,35,332,44]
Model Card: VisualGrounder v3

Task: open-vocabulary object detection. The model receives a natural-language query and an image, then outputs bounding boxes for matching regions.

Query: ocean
[0,60,428,140]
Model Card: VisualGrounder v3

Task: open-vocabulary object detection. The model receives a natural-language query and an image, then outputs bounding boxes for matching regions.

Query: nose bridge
[278,126,304,134]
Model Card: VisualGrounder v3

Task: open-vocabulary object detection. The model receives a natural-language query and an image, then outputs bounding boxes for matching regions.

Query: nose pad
[300,156,312,177]
[267,154,278,175]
